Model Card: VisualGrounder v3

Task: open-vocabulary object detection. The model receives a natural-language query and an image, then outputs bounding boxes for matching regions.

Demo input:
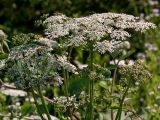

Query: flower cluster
[94,40,130,54]
[9,37,59,61]
[37,37,58,49]
[56,55,78,74]
[119,60,152,84]
[6,36,77,89]
[53,95,79,110]
[43,13,156,54]
[12,33,39,46]
[9,43,48,61]
[7,48,63,89]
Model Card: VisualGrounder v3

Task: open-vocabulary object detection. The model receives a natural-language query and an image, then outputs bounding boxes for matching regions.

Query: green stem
[62,68,69,96]
[68,47,73,62]
[63,67,72,119]
[111,67,117,93]
[111,67,118,120]
[115,78,131,120]
[37,85,51,120]
[31,88,44,120]
[85,104,90,119]
[89,45,94,120]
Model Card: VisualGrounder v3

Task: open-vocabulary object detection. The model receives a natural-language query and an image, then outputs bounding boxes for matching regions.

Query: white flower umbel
[43,12,156,54]
[9,44,46,60]
[37,37,58,49]
[7,34,78,89]
[94,40,116,54]
[7,49,63,89]
[53,95,79,110]
[110,29,130,40]
[94,40,130,54]
[56,55,78,74]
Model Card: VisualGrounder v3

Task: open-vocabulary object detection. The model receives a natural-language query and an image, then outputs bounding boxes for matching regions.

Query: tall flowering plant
[3,13,156,120]
[42,13,155,120]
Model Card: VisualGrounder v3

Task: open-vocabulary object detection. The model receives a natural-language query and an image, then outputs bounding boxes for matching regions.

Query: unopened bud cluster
[119,60,152,84]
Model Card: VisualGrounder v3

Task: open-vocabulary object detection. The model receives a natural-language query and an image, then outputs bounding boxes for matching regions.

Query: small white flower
[56,55,77,74]
[110,29,131,40]
[109,59,134,66]
[74,60,88,70]
[37,37,58,49]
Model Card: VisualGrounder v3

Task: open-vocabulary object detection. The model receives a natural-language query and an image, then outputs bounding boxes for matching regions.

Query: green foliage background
[0,0,152,33]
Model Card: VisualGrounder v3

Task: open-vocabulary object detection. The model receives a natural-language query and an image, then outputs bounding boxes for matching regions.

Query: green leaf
[21,102,34,116]
[95,64,111,78]
[111,103,119,109]
[99,81,107,89]
[0,53,8,60]
[37,104,46,114]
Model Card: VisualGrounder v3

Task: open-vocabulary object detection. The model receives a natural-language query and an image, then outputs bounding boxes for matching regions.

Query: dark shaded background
[0,0,151,34]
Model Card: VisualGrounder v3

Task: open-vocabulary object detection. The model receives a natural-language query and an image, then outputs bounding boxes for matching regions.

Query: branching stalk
[31,88,44,120]
[110,59,119,120]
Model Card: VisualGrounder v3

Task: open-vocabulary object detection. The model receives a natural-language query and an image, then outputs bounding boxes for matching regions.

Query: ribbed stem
[37,85,51,120]
[111,67,118,120]
[115,78,131,120]
[62,69,69,96]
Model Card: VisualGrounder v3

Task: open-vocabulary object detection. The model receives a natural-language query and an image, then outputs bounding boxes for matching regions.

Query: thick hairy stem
[31,88,44,120]
[115,79,131,120]
[37,85,51,120]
